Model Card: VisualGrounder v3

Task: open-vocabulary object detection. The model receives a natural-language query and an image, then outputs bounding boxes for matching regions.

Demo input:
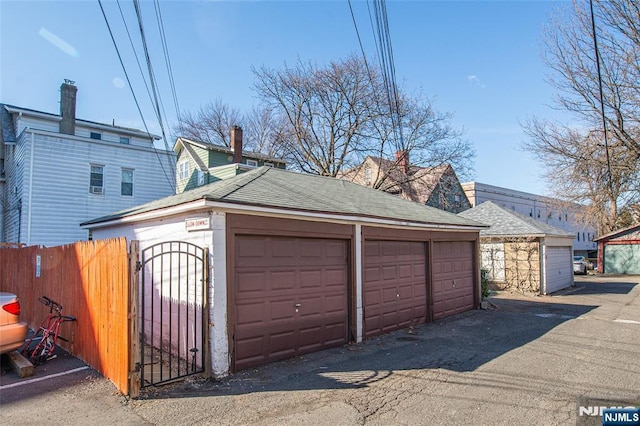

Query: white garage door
[545,246,573,294]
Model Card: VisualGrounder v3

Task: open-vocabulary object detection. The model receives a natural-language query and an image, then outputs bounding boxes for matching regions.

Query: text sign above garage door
[185,217,211,231]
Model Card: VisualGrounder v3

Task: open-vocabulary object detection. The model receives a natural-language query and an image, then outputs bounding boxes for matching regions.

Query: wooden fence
[0,238,133,395]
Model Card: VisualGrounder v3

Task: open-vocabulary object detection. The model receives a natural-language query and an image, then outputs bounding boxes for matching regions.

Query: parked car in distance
[573,256,589,275]
[0,292,29,354]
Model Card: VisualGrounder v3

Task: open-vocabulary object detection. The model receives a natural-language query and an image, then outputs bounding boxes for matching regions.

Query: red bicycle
[22,296,76,365]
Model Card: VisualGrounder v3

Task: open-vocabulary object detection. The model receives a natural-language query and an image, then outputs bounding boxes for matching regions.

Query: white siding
[15,115,60,134]
[17,129,175,246]
[543,246,573,294]
[2,136,27,243]
[462,182,597,254]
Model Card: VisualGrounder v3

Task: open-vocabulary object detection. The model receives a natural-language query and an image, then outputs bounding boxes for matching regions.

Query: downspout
[26,131,35,246]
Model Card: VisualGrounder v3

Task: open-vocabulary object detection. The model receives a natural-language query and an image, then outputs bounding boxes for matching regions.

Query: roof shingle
[83,167,485,228]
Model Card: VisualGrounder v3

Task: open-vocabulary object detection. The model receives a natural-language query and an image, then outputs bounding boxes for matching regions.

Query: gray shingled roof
[82,167,485,228]
[458,201,574,238]
[176,137,286,164]
[1,105,17,143]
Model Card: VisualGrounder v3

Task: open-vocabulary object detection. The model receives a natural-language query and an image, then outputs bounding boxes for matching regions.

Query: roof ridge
[213,166,271,200]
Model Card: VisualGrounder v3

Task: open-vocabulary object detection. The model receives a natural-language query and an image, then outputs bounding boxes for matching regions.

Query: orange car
[0,292,28,354]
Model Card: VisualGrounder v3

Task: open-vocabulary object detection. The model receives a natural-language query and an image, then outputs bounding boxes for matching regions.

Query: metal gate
[139,241,208,387]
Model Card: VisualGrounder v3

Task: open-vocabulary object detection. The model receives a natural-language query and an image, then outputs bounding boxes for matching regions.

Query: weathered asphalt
[1,275,639,425]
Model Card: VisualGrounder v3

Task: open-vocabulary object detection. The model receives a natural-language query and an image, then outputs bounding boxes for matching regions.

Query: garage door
[604,244,640,274]
[364,241,427,338]
[544,246,573,294]
[432,241,475,320]
[234,235,348,370]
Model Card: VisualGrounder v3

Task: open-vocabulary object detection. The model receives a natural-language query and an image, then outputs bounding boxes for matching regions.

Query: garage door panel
[364,240,427,338]
[432,241,475,320]
[545,246,572,294]
[234,236,348,371]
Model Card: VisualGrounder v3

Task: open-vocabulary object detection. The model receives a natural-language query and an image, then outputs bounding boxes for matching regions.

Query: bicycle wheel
[28,332,54,365]
[21,326,46,358]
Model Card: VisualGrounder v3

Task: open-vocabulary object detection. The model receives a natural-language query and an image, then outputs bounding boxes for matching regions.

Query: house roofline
[82,197,487,232]
[19,128,175,156]
[174,137,286,164]
[4,105,161,140]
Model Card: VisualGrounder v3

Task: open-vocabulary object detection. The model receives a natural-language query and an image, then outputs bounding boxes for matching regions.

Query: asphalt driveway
[2,275,639,425]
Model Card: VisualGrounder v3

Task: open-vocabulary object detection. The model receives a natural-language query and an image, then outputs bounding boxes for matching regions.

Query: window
[121,169,134,196]
[583,232,586,242]
[246,159,258,167]
[197,170,205,186]
[264,162,274,168]
[577,232,580,241]
[90,165,104,194]
[119,136,130,144]
[179,161,189,180]
[364,167,372,185]
[90,132,102,140]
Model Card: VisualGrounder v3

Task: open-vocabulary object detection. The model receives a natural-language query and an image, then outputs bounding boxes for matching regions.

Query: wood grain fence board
[0,238,131,395]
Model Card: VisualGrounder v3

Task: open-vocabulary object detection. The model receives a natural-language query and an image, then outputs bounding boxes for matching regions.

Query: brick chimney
[395,150,409,173]
[231,125,243,164]
[59,79,77,135]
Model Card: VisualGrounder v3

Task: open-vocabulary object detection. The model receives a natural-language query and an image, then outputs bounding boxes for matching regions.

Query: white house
[461,182,598,258]
[0,80,176,246]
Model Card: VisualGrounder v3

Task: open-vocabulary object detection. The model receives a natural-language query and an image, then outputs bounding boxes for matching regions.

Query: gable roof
[594,223,640,242]
[174,137,286,165]
[458,201,574,238]
[82,166,485,229]
[350,156,462,205]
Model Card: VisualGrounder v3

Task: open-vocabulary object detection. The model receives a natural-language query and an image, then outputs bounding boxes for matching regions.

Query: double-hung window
[121,168,134,196]
[179,161,190,180]
[90,165,104,194]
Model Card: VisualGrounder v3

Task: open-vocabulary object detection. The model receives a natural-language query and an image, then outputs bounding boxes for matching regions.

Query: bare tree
[175,98,242,146]
[252,55,378,176]
[522,0,640,234]
[253,55,472,180]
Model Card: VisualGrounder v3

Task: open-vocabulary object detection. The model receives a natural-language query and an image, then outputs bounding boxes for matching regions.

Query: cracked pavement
[2,275,639,425]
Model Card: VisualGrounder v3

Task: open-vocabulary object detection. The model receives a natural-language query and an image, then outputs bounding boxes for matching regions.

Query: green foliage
[480,269,491,300]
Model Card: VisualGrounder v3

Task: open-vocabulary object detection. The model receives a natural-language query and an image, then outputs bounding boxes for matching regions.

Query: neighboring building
[594,224,640,275]
[461,182,597,258]
[0,80,176,246]
[83,166,485,376]
[341,151,471,213]
[174,126,286,193]
[459,201,574,295]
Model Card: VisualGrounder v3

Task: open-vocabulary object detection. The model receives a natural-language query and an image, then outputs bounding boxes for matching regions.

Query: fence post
[128,240,140,398]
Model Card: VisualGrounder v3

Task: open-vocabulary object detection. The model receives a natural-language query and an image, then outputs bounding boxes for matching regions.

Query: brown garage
[234,235,349,370]
[364,240,427,338]
[84,166,485,376]
[432,241,476,320]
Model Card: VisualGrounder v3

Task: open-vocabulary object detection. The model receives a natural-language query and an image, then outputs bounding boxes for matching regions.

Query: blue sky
[0,0,571,196]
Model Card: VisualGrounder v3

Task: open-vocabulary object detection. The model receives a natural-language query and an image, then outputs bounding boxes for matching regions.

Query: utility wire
[116,0,155,111]
[589,0,613,193]
[154,0,181,120]
[133,0,176,180]
[98,0,175,192]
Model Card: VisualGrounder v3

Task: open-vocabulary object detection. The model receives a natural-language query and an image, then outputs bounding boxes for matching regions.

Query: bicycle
[21,296,76,365]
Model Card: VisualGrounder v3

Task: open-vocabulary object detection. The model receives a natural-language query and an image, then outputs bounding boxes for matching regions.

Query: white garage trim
[211,212,229,377]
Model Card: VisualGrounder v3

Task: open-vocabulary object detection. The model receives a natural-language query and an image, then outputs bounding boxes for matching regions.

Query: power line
[153,0,181,120]
[116,0,155,110]
[589,0,613,192]
[98,0,175,192]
